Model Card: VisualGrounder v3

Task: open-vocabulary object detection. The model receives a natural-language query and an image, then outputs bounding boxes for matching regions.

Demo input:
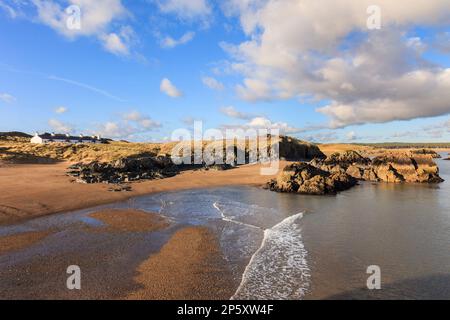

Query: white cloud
[346,131,357,141]
[100,32,128,55]
[157,0,211,20]
[0,92,16,103]
[202,76,225,91]
[123,111,161,129]
[160,78,183,98]
[223,0,450,127]
[48,119,72,133]
[161,31,195,48]
[28,0,134,56]
[220,106,252,120]
[222,116,301,134]
[55,106,68,114]
[96,111,161,139]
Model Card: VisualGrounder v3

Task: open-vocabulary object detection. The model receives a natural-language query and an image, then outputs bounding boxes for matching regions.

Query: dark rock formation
[310,151,443,184]
[278,136,326,160]
[372,155,444,183]
[409,149,441,159]
[310,151,378,181]
[67,155,178,184]
[266,162,358,195]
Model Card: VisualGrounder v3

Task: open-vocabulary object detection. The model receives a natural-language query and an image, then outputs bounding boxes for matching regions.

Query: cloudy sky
[0,0,449,142]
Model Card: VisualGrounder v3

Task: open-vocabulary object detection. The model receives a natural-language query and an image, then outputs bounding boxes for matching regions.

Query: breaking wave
[231,212,310,300]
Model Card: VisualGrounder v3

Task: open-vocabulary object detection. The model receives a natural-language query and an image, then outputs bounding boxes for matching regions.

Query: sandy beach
[0,162,281,300]
[0,161,286,226]
[126,226,235,300]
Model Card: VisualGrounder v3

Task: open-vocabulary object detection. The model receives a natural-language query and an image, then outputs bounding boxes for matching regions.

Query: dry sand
[0,230,52,255]
[0,161,287,225]
[126,226,235,300]
[88,209,169,233]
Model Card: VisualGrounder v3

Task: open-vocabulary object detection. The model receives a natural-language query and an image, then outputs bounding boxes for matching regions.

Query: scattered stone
[202,164,235,171]
[108,184,132,192]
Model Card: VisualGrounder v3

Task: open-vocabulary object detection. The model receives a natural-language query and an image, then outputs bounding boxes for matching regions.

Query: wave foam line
[231,212,310,300]
[213,202,261,230]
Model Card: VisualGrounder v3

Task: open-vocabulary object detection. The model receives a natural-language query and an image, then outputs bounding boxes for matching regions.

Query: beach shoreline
[0,161,288,226]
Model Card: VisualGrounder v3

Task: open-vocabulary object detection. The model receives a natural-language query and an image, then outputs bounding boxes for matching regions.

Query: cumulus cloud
[156,0,211,20]
[220,106,253,120]
[223,0,450,127]
[161,31,195,48]
[123,111,161,129]
[202,76,225,91]
[222,116,301,135]
[55,106,68,114]
[0,92,16,103]
[48,119,73,133]
[160,78,183,98]
[95,111,161,139]
[25,0,134,56]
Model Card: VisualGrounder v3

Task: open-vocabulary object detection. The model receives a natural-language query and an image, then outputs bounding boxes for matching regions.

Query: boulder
[266,162,358,195]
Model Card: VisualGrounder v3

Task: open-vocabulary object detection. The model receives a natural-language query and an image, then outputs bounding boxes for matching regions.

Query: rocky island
[267,150,444,195]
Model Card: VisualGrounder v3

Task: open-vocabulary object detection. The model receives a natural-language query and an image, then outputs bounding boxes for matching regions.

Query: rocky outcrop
[67,155,178,184]
[372,155,444,183]
[277,136,325,160]
[409,149,441,159]
[310,151,378,181]
[310,151,443,184]
[266,162,358,195]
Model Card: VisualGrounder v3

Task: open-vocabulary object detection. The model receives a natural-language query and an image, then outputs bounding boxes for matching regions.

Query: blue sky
[0,0,449,143]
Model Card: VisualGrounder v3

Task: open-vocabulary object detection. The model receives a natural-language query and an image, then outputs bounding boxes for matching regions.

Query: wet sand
[127,226,235,300]
[88,209,169,233]
[0,208,233,300]
[0,161,286,225]
[0,230,53,255]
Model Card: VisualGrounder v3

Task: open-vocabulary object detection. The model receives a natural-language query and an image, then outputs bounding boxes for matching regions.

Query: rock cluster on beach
[267,150,444,195]
[67,155,179,184]
[266,163,358,195]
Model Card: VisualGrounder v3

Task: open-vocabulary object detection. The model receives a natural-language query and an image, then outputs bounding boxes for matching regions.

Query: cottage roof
[37,133,100,141]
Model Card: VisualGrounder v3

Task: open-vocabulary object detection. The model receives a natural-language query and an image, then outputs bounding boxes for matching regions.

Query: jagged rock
[266,162,358,195]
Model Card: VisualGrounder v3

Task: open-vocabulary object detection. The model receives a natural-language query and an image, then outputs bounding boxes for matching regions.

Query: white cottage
[31,132,103,144]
